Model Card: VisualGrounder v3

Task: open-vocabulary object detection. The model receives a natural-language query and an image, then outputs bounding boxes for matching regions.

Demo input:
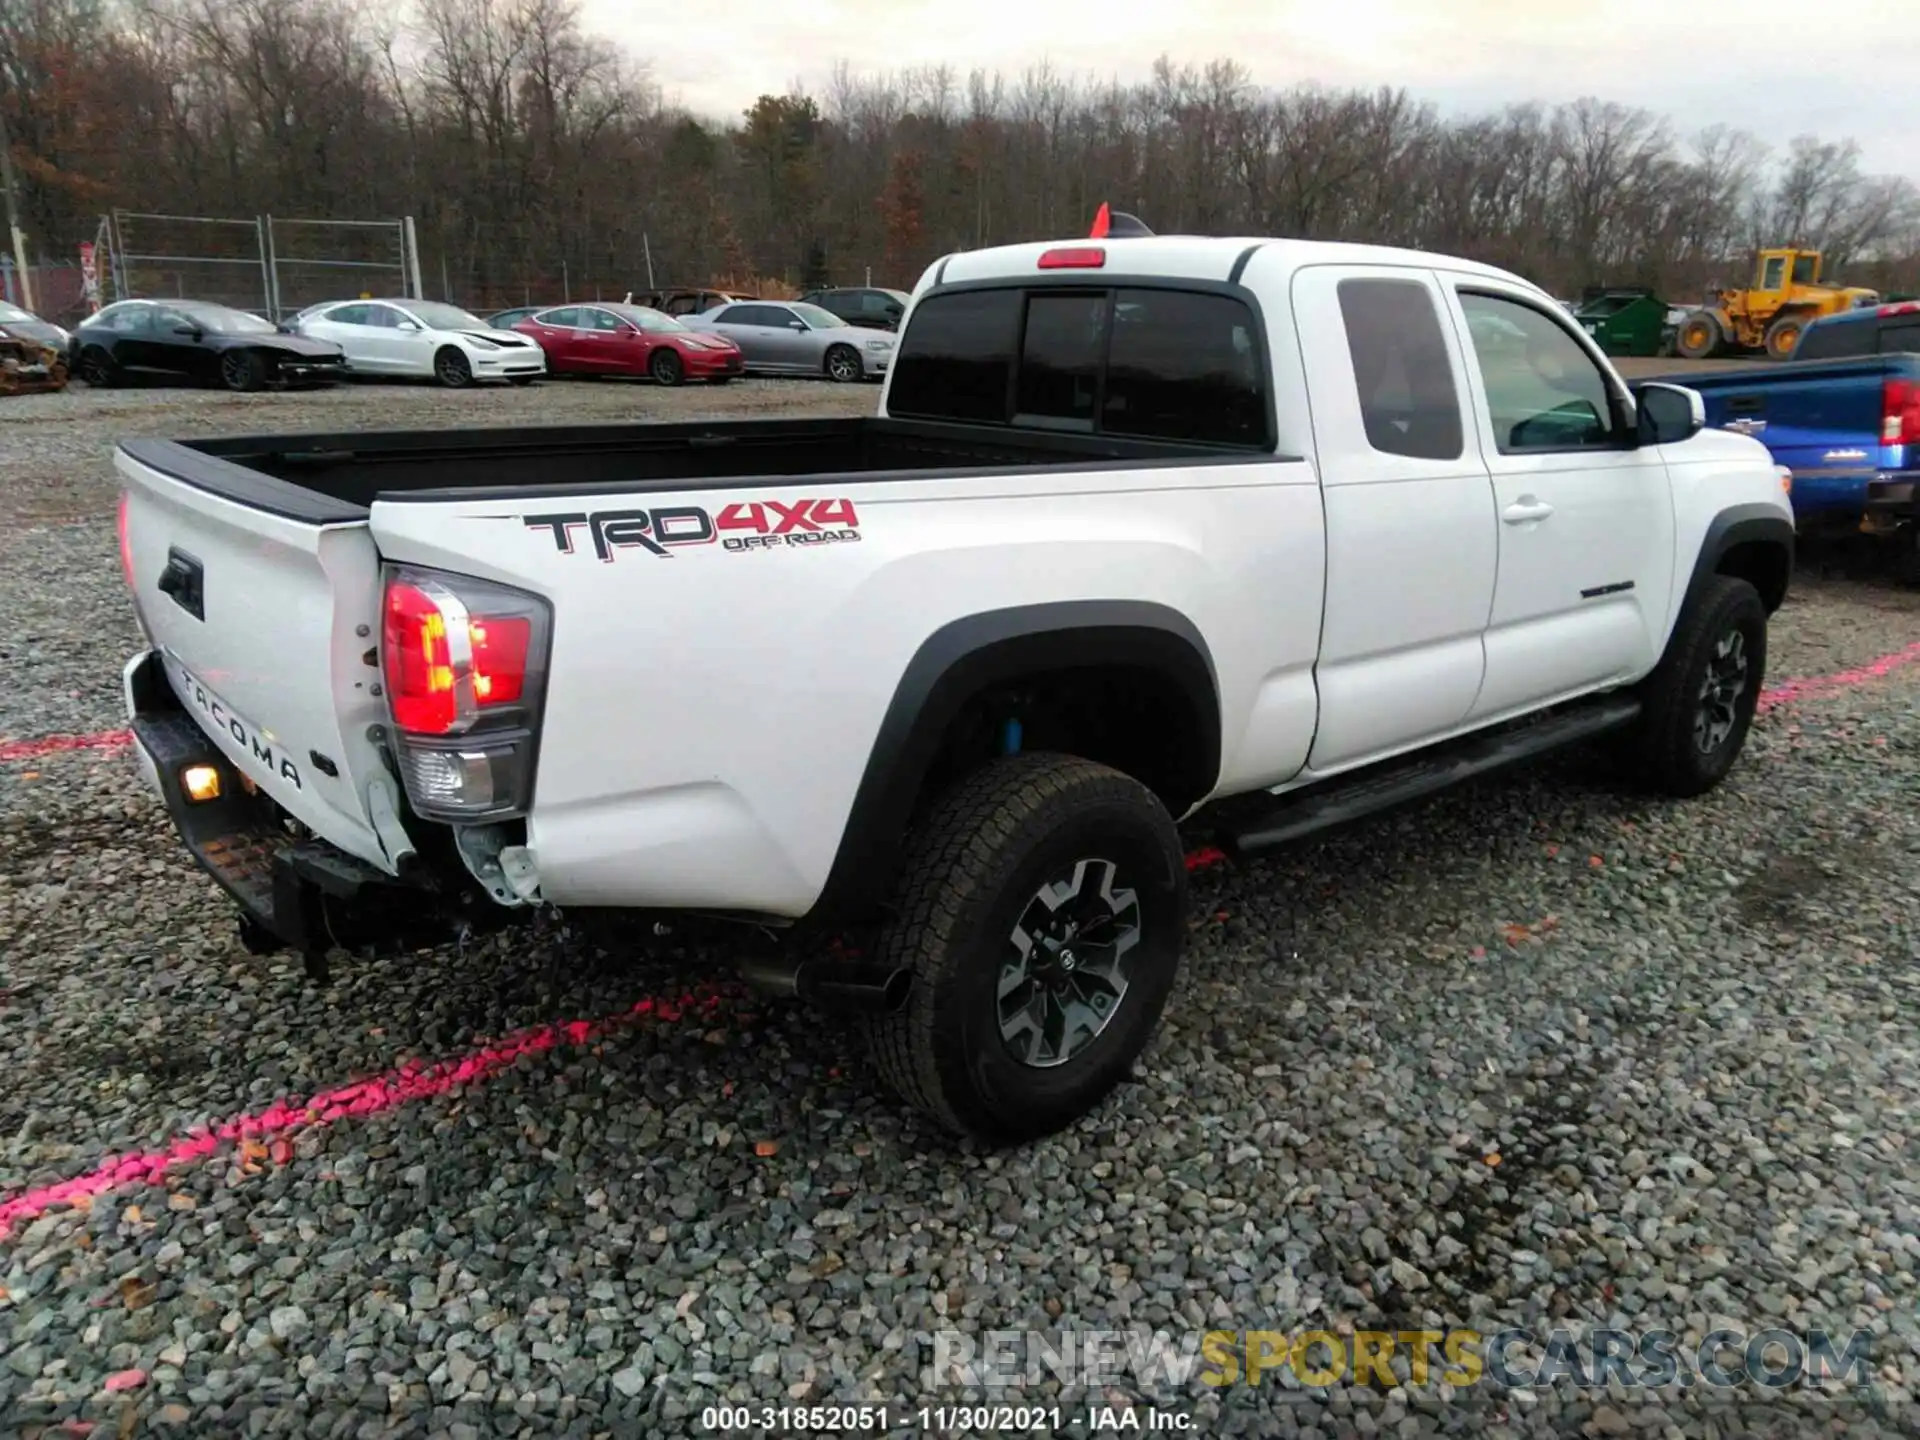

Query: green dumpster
[1573,288,1671,358]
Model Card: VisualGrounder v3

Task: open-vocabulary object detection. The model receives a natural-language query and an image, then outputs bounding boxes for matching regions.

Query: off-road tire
[434,346,473,388]
[220,349,267,393]
[649,349,684,386]
[1619,575,1767,797]
[863,752,1187,1144]
[1675,311,1723,361]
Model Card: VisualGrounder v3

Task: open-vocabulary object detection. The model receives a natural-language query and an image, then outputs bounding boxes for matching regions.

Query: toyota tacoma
[116,217,1795,1142]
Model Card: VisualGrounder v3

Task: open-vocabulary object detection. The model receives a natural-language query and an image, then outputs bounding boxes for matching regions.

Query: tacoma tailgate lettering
[180,668,303,789]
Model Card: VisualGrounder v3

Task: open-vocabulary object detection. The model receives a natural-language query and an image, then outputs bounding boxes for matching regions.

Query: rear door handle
[1502,498,1555,524]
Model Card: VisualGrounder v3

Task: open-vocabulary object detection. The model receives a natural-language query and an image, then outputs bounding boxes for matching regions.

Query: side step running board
[1226,695,1641,856]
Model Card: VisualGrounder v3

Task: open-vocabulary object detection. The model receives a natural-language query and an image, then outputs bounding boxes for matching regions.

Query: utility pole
[0,101,33,311]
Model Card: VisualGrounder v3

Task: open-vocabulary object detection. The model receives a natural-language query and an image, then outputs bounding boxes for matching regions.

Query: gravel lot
[2,375,1918,1438]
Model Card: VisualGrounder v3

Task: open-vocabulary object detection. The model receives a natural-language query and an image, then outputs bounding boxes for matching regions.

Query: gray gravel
[3,377,1919,1437]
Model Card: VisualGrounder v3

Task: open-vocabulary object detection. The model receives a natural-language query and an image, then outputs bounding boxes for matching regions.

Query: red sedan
[513,302,743,386]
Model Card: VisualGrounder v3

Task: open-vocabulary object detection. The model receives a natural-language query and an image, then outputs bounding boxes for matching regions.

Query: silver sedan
[680,300,893,382]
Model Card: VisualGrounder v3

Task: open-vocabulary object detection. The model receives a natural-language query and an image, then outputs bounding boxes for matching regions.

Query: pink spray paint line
[1,640,1918,773]
[1754,639,1920,715]
[0,729,132,764]
[0,987,730,1239]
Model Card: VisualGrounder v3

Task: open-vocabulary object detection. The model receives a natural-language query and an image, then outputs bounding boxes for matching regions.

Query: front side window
[1760,256,1787,290]
[1791,255,1818,286]
[1337,277,1464,461]
[96,304,152,334]
[1457,291,1617,454]
[538,307,582,328]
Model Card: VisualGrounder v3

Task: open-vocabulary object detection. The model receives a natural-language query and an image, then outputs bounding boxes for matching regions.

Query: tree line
[4,0,1919,314]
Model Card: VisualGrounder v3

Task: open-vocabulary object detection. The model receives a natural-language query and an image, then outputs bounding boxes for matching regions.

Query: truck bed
[121,416,1268,525]
[1639,354,1920,526]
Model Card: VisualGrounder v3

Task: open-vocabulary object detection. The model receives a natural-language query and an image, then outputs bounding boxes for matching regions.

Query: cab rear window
[889,285,1271,448]
[1794,318,1873,360]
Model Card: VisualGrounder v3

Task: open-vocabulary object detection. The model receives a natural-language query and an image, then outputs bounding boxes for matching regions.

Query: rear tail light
[380,565,551,822]
[1881,378,1920,445]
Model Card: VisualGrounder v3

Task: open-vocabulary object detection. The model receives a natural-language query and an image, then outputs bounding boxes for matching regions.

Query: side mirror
[396,319,420,332]
[1636,382,1706,446]
[789,319,808,332]
[172,324,202,339]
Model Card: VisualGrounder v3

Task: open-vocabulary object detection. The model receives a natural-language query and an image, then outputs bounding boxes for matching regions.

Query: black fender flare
[813,600,1221,920]
[1680,504,1794,619]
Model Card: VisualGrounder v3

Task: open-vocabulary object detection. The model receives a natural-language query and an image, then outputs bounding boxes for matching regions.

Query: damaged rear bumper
[124,650,475,959]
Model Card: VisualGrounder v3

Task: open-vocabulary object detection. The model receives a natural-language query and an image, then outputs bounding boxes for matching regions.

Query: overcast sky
[581,0,1916,179]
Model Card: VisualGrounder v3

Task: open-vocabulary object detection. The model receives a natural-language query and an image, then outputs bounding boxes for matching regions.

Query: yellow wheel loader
[1673,248,1880,361]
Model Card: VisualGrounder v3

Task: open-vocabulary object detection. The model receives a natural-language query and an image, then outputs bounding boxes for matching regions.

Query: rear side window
[1878,322,1920,354]
[889,288,1022,423]
[1797,319,1873,360]
[1336,278,1464,461]
[891,285,1269,447]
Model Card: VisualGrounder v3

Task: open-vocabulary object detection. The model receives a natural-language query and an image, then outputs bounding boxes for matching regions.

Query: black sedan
[0,300,71,361]
[72,299,346,391]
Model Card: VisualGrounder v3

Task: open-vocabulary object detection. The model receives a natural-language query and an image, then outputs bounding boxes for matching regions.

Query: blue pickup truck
[1643,303,1920,574]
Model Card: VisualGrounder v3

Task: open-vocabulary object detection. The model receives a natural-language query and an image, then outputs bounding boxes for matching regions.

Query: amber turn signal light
[181,764,222,803]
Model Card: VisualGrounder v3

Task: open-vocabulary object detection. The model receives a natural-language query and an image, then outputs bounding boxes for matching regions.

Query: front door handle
[1503,498,1555,524]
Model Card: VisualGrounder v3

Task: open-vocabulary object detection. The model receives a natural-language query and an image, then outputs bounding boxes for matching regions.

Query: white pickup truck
[116,220,1795,1142]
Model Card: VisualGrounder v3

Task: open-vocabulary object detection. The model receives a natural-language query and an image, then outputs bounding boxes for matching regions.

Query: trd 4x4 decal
[523,499,861,560]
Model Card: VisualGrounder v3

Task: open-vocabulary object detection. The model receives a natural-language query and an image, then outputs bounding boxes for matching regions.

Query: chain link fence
[103,211,420,321]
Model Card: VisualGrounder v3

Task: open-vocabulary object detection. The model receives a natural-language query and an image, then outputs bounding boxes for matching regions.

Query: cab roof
[929,234,1540,296]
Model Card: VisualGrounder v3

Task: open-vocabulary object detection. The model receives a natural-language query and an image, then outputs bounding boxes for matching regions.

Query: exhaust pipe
[736,955,913,1014]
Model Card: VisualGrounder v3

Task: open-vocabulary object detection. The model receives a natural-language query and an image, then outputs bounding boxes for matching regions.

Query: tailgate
[117,444,399,872]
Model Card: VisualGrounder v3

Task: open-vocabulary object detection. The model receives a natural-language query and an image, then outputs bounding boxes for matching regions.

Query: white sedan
[295,299,546,387]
